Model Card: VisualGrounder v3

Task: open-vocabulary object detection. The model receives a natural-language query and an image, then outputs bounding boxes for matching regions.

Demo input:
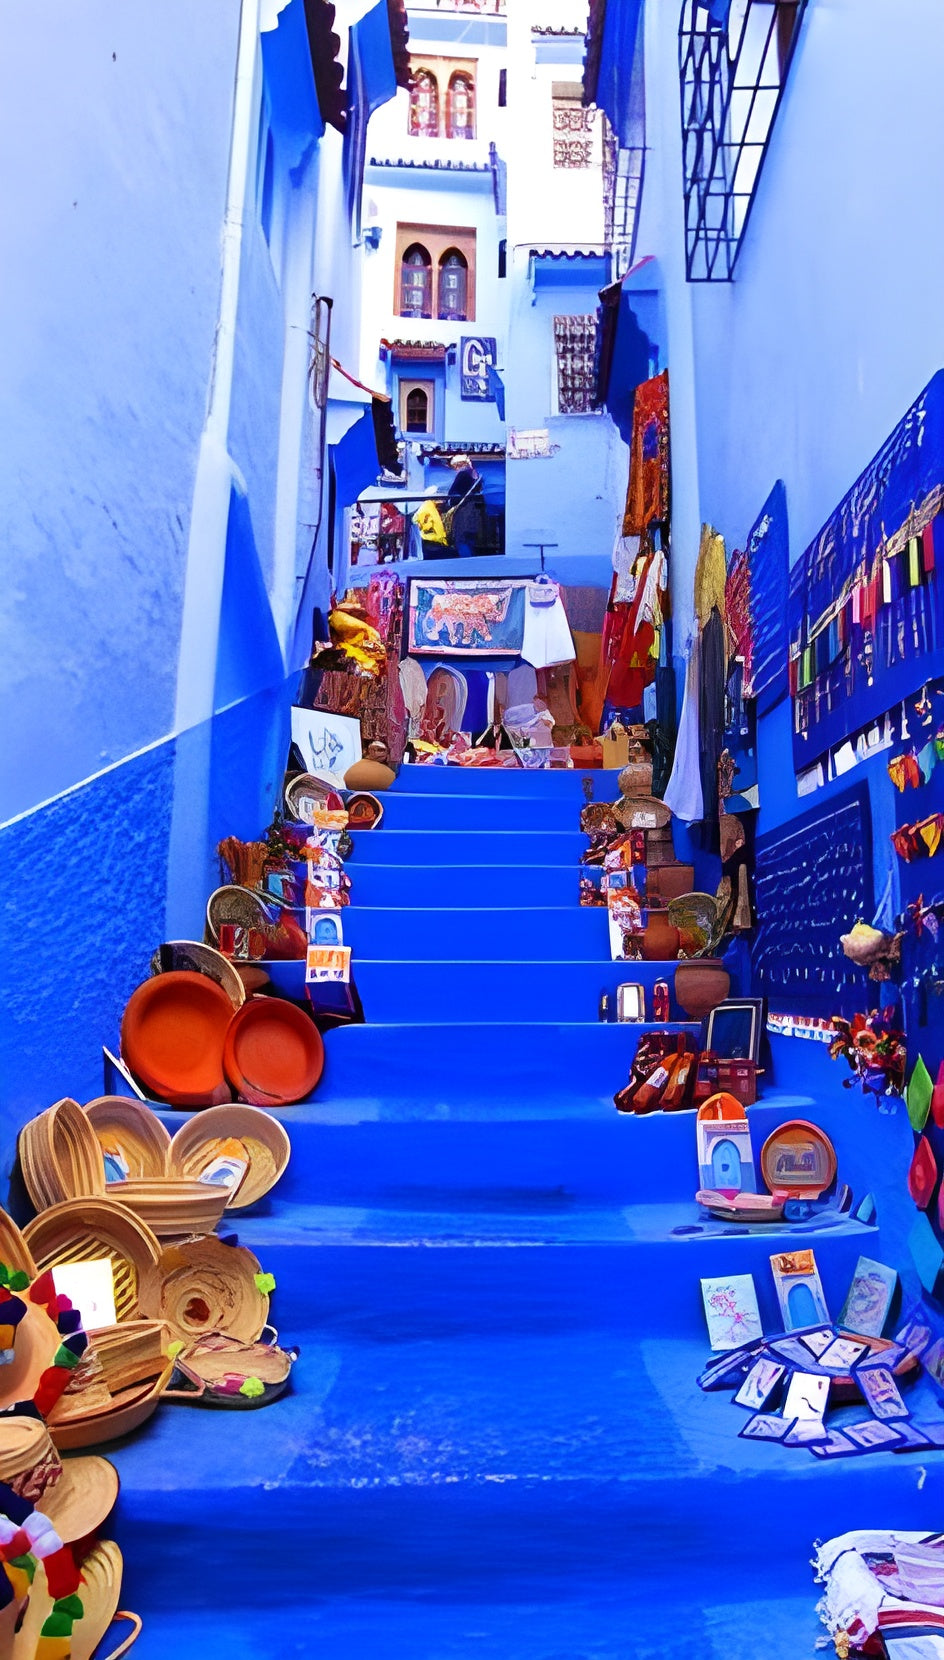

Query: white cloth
[521,587,575,670]
[663,632,704,823]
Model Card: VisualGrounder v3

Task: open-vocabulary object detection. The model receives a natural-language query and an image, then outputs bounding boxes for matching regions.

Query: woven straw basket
[147,1236,270,1344]
[167,1104,290,1210]
[23,1196,162,1323]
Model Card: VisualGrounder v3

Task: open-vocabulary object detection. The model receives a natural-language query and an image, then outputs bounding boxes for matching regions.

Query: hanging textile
[698,604,727,835]
[663,630,704,823]
[694,522,727,625]
[622,369,670,536]
[605,543,667,710]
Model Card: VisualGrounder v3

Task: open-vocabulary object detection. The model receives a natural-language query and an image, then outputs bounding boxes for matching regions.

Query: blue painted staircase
[107,765,933,1658]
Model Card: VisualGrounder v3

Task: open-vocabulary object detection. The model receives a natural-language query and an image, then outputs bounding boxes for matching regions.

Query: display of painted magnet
[769,1248,830,1330]
[696,1092,757,1196]
[759,1120,837,1200]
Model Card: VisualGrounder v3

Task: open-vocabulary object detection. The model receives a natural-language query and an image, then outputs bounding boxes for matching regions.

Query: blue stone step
[345,829,587,867]
[267,958,693,1022]
[118,1577,822,1660]
[104,1325,943,1606]
[373,793,582,833]
[342,906,611,960]
[387,761,622,796]
[226,1196,877,1338]
[348,862,579,906]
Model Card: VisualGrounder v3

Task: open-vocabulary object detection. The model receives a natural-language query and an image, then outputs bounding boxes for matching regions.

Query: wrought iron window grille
[678,0,807,281]
[602,120,645,281]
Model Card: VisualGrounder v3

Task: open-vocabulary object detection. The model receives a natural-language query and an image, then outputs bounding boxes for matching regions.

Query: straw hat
[0,1416,117,1542]
[84,1097,172,1180]
[23,1196,162,1324]
[147,1236,270,1344]
[47,1321,175,1452]
[12,1538,141,1660]
[19,1097,105,1212]
[167,1104,290,1210]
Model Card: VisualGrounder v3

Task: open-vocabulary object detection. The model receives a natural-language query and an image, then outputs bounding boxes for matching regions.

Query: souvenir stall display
[400,574,584,768]
[600,370,671,733]
[696,1257,944,1460]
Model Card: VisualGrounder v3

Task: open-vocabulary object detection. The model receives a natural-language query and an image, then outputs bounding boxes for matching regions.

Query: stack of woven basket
[11,1095,296,1443]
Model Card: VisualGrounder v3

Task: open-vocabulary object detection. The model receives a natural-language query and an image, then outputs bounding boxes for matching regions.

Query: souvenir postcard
[857,1364,910,1421]
[799,1326,836,1358]
[809,1429,860,1459]
[909,1420,944,1448]
[816,1335,871,1373]
[700,1275,764,1352]
[883,1635,944,1660]
[697,1340,768,1391]
[783,1416,831,1447]
[306,909,344,947]
[769,1249,830,1331]
[305,944,351,984]
[782,1370,830,1423]
[52,1259,116,1331]
[842,1418,906,1452]
[739,1412,796,1443]
[885,1420,932,1452]
[734,1358,787,1412]
[768,1331,834,1369]
[895,1305,934,1358]
[838,1255,898,1337]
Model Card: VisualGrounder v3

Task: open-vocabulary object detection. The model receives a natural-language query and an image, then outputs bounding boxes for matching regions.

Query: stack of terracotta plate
[119,964,323,1106]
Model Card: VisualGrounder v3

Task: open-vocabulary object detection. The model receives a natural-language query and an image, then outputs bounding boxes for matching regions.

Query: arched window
[438,249,468,320]
[409,69,439,137]
[446,72,475,139]
[405,387,430,432]
[400,244,432,318]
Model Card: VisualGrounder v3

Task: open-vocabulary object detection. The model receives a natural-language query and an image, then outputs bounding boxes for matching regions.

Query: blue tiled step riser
[346,830,587,867]
[372,794,587,832]
[268,960,712,1022]
[350,863,579,906]
[342,906,612,960]
[218,1096,821,1203]
[111,1449,939,1604]
[230,1224,877,1339]
[386,763,623,796]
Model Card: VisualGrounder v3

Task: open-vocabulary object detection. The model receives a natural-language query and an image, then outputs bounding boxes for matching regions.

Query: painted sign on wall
[460,336,497,400]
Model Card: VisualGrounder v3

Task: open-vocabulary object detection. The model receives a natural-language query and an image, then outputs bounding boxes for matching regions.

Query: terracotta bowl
[120,971,234,1107]
[223,998,324,1106]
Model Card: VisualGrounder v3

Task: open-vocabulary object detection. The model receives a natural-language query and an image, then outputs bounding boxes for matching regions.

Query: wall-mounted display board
[753,784,872,1014]
[790,372,944,771]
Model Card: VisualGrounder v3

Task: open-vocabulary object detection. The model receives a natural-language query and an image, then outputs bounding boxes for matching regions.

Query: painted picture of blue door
[711,1138,742,1190]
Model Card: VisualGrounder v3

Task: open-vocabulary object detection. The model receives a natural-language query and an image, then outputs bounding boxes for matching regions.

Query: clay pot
[673,958,731,1020]
[344,758,396,791]
[639,911,680,962]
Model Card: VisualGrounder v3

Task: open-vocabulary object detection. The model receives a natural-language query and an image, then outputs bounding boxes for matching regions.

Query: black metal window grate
[678,0,806,281]
[554,315,598,414]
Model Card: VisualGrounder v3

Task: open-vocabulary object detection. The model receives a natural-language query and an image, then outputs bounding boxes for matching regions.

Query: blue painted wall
[0,0,238,822]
